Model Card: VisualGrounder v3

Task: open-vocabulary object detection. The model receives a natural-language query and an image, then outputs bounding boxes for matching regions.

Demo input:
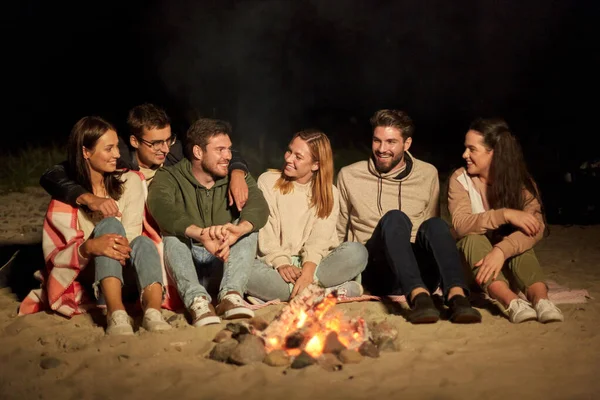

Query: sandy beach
[0,188,598,400]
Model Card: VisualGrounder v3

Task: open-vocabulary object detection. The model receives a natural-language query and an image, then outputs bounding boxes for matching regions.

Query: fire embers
[208,284,400,370]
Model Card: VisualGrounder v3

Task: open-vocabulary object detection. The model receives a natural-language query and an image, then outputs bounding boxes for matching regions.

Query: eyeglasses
[137,135,177,151]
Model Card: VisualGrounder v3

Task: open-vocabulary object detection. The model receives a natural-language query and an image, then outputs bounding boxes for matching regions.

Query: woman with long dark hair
[448,118,563,323]
[21,116,171,334]
[245,129,368,301]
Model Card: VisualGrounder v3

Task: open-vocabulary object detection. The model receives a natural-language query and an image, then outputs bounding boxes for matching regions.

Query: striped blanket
[18,171,183,317]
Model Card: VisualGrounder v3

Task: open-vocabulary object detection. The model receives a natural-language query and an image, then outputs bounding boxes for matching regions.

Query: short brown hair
[185,118,232,159]
[127,103,171,138]
[370,109,415,139]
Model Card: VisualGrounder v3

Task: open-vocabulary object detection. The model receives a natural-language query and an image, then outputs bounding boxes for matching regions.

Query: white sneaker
[506,299,537,323]
[535,299,564,323]
[325,281,364,299]
[190,297,221,327]
[106,310,134,336]
[142,308,172,332]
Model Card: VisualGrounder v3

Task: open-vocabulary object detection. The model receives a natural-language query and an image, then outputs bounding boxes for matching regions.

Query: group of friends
[19,104,564,335]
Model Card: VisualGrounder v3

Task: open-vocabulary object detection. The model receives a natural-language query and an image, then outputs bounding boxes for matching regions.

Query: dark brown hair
[127,103,171,138]
[185,118,232,159]
[370,109,415,139]
[67,116,124,200]
[469,118,541,211]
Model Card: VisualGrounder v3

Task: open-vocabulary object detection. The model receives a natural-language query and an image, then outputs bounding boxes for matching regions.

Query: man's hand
[228,170,249,212]
[77,193,121,218]
[277,265,302,283]
[80,234,131,266]
[222,220,254,247]
[503,209,541,237]
[474,247,506,286]
[184,225,230,262]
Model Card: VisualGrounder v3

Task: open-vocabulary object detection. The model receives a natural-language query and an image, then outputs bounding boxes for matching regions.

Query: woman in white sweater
[246,129,368,301]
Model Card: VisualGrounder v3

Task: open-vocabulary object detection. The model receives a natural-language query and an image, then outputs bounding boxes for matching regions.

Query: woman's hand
[290,272,315,298]
[503,209,541,236]
[474,247,506,286]
[290,261,317,298]
[228,170,249,212]
[81,234,131,265]
[277,265,302,283]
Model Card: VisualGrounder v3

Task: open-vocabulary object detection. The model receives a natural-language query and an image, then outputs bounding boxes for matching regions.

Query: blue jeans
[363,210,469,299]
[163,232,258,307]
[90,217,164,302]
[245,241,368,301]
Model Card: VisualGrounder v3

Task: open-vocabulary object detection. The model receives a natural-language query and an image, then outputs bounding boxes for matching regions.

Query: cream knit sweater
[257,171,340,269]
[336,152,440,244]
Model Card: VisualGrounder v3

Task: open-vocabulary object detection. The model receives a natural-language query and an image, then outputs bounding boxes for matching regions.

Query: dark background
[4,0,600,221]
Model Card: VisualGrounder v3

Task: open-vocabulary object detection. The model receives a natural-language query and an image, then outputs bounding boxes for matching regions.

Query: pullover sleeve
[301,189,340,266]
[239,173,269,232]
[146,169,192,237]
[335,169,351,242]
[494,192,545,258]
[448,172,507,238]
[257,175,292,268]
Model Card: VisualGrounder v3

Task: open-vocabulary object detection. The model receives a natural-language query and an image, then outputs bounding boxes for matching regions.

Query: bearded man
[336,109,481,324]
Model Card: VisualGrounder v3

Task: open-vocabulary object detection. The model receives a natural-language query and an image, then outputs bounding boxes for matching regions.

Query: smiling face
[372,126,412,174]
[130,125,173,169]
[198,133,232,178]
[83,130,120,174]
[283,136,319,184]
[463,129,493,177]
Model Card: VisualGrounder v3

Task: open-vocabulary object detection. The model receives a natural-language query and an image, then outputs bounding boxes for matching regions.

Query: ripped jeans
[90,217,163,303]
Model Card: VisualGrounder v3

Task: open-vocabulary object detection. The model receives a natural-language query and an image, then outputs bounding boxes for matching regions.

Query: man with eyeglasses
[39,103,251,217]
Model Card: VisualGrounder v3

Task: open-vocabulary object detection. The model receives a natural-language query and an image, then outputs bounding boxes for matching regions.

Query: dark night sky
[5,0,600,174]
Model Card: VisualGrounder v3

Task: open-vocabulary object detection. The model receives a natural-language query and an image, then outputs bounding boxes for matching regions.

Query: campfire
[209,284,399,369]
[259,284,368,358]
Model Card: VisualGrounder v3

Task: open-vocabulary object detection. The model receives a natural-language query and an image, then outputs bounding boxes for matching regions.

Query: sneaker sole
[193,316,221,327]
[221,307,254,320]
[512,315,537,324]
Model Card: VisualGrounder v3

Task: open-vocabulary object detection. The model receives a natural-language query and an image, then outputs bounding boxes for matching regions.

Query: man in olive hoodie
[337,109,481,324]
[147,118,268,327]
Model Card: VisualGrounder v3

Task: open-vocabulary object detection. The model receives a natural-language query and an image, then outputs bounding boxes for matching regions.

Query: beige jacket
[336,152,440,244]
[447,167,544,258]
[257,171,340,268]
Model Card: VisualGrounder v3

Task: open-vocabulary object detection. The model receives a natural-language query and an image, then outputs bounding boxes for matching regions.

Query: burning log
[258,284,369,358]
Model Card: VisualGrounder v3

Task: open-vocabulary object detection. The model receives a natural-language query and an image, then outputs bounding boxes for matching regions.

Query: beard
[373,151,404,174]
[202,158,229,179]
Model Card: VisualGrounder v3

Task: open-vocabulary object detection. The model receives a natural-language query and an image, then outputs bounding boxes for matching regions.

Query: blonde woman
[246,130,367,301]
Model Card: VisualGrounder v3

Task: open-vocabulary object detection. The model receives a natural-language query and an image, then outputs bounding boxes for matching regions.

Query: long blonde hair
[274,129,334,219]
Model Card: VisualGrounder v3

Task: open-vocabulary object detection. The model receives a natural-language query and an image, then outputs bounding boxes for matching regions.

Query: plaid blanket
[18,171,183,317]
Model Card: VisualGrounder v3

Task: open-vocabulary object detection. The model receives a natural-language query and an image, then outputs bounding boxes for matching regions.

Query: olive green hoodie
[147,158,268,243]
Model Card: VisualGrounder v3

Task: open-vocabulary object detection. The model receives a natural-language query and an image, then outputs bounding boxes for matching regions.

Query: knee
[95,217,126,236]
[163,236,187,252]
[130,235,154,250]
[457,234,489,248]
[381,210,412,233]
[343,242,369,269]
[418,217,450,236]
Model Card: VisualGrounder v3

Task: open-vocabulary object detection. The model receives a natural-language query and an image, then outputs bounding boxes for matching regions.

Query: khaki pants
[457,234,545,293]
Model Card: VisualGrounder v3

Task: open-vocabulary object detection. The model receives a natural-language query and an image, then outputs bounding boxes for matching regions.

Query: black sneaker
[447,295,482,324]
[408,293,440,324]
